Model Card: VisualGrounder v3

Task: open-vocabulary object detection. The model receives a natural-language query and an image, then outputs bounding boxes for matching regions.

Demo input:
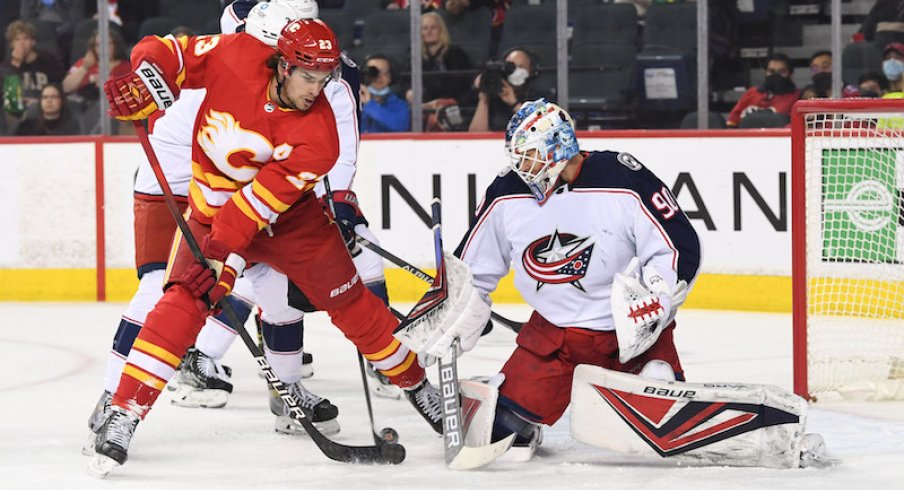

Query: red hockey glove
[172,236,245,308]
[104,60,177,120]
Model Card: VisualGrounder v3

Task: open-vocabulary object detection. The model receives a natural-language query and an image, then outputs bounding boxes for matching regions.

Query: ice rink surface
[1,302,903,490]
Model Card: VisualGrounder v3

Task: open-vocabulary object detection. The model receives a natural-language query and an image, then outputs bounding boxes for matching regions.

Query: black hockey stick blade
[132,121,404,465]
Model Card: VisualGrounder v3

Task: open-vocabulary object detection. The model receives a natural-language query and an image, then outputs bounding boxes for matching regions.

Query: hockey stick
[355,236,524,333]
[322,176,399,447]
[131,120,404,465]
[396,198,515,469]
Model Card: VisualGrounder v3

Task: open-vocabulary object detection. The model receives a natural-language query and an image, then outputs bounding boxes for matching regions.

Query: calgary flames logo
[522,229,594,292]
[197,109,273,183]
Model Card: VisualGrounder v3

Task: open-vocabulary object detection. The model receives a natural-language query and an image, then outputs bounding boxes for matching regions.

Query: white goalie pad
[394,253,491,361]
[446,379,516,470]
[570,365,809,469]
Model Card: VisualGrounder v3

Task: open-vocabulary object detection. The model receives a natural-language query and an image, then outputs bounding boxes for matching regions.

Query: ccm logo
[139,67,174,109]
[329,274,360,298]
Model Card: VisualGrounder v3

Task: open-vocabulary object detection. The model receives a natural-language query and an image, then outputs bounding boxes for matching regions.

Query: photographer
[468,47,552,132]
[360,54,410,133]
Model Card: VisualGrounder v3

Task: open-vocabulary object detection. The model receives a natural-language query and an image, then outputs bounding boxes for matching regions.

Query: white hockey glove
[395,252,491,365]
[611,258,674,363]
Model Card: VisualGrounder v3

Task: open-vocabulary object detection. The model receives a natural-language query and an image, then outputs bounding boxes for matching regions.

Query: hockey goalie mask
[245,1,300,47]
[278,19,341,81]
[505,99,579,203]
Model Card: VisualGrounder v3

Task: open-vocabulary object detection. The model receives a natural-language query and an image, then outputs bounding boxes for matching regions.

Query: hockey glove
[173,236,246,308]
[610,258,673,364]
[323,190,362,255]
[104,59,177,120]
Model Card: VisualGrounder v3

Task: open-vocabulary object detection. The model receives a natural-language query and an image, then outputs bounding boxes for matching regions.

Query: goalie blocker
[571,365,826,469]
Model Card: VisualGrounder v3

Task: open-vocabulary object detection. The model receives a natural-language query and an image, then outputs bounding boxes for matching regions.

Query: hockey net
[792,99,904,401]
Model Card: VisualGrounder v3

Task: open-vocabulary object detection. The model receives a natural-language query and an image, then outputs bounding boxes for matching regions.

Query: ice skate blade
[370,383,402,400]
[274,415,340,436]
[87,454,120,478]
[170,385,229,409]
[81,432,98,457]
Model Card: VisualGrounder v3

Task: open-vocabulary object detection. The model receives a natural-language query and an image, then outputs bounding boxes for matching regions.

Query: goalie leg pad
[570,364,809,469]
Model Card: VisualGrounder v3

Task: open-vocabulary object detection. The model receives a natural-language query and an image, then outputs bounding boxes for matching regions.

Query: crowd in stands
[1,1,902,136]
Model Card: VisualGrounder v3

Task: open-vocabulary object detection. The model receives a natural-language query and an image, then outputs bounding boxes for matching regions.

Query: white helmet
[505,99,579,202]
[273,0,319,20]
[245,1,300,47]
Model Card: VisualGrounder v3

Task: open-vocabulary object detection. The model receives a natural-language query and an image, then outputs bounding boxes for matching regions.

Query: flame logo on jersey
[522,230,594,292]
[197,109,273,183]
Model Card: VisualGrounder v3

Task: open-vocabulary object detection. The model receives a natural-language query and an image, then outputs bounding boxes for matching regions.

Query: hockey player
[176,0,402,420]
[89,19,445,475]
[401,99,826,469]
[82,0,342,454]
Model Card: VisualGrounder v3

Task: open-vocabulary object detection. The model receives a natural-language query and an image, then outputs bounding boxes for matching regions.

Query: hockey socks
[195,295,252,360]
[103,317,142,394]
[261,318,305,383]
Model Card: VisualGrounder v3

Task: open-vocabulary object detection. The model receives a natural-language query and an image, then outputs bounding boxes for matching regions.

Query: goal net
[792,99,904,401]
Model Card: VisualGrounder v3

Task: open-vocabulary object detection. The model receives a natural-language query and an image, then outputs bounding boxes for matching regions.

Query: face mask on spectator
[860,90,880,98]
[883,59,904,81]
[368,85,392,97]
[812,72,832,94]
[763,73,795,94]
[507,67,530,87]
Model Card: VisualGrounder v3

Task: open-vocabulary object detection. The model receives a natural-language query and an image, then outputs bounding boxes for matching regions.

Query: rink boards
[0,130,794,310]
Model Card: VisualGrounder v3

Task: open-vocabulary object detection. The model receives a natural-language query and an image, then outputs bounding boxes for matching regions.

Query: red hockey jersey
[131,33,339,253]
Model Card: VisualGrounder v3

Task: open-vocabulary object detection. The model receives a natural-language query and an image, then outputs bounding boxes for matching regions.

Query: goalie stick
[132,121,404,465]
[395,198,515,469]
[356,236,524,333]
[322,176,400,447]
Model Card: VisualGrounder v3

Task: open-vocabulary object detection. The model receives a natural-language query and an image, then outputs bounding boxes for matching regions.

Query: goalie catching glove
[172,235,246,309]
[611,258,686,363]
[395,252,490,364]
[104,59,177,120]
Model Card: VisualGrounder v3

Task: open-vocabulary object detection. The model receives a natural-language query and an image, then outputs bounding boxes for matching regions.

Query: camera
[362,65,381,86]
[479,60,516,95]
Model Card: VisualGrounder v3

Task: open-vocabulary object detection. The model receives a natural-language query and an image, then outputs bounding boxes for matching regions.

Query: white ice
[1,303,903,489]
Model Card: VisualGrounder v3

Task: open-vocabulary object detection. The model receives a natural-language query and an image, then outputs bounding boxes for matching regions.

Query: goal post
[792,99,904,401]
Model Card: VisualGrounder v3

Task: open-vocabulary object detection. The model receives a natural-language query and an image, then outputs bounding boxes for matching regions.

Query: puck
[379,427,399,444]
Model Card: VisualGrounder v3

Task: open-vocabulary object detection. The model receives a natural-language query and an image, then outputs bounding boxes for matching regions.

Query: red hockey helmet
[277,19,341,73]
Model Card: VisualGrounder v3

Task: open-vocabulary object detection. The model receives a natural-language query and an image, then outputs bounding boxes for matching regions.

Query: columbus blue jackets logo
[522,230,594,291]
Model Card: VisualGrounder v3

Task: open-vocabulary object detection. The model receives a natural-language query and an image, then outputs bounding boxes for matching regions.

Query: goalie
[400,99,825,469]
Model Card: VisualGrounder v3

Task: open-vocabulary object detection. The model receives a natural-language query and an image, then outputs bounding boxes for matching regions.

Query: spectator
[360,54,410,133]
[62,29,130,103]
[19,0,86,54]
[859,0,904,47]
[882,42,904,96]
[12,83,81,136]
[1,21,66,126]
[405,11,472,109]
[468,47,552,132]
[856,71,890,97]
[726,53,799,128]
[808,50,833,96]
[799,84,826,100]
[383,0,443,10]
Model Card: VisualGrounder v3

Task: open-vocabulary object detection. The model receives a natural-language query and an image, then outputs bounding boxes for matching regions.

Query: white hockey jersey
[454,151,702,331]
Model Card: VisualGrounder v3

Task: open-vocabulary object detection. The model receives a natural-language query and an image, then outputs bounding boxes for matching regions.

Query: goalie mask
[505,99,579,203]
[245,1,299,47]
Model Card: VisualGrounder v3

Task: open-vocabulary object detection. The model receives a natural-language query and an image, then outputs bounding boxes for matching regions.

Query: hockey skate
[170,347,234,409]
[497,425,543,463]
[87,406,140,478]
[81,390,112,456]
[269,381,340,436]
[799,433,833,468]
[167,348,231,391]
[366,361,402,399]
[404,379,443,434]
